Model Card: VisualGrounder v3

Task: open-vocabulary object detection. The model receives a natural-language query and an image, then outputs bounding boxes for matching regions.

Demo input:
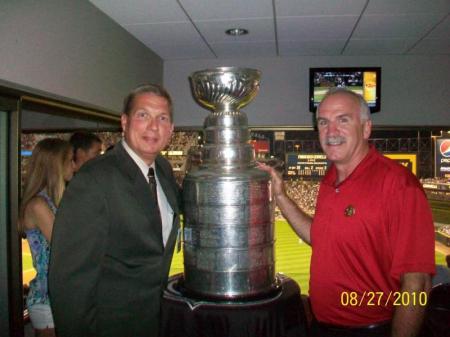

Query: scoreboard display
[286,153,328,178]
[285,152,418,178]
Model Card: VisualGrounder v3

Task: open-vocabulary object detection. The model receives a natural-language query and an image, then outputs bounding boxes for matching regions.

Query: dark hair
[69,132,102,160]
[122,83,173,120]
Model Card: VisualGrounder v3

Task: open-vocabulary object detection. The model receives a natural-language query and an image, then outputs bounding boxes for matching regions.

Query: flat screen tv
[309,67,381,113]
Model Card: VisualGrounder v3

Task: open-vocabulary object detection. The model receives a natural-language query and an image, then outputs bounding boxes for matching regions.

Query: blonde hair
[18,138,72,236]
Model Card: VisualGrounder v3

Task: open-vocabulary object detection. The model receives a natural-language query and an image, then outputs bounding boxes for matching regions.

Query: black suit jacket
[49,142,180,337]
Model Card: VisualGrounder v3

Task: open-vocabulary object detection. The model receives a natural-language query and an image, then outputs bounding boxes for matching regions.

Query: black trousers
[310,319,391,337]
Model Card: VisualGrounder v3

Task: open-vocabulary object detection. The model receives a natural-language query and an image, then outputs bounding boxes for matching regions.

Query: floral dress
[25,190,56,308]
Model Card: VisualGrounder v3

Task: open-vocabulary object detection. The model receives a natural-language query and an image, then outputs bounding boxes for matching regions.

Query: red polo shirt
[309,146,435,326]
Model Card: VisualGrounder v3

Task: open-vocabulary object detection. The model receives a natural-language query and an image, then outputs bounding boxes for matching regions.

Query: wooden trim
[21,96,120,123]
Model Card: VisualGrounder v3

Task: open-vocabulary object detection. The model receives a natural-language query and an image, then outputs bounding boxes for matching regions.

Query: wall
[0,0,163,113]
[164,55,450,127]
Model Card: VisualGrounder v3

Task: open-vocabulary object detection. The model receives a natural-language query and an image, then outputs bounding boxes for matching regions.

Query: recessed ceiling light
[225,28,249,36]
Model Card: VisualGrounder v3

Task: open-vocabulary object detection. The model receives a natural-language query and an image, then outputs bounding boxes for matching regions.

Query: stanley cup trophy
[182,67,276,299]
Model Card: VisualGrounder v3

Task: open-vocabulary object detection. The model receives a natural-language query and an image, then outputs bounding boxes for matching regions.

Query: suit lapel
[155,157,180,215]
[155,156,180,253]
[113,143,163,241]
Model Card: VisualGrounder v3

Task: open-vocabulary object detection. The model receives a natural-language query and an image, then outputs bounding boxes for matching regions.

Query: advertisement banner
[384,153,417,175]
[435,138,450,178]
[249,140,270,154]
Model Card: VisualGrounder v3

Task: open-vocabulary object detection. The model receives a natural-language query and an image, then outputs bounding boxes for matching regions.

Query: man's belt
[313,318,391,333]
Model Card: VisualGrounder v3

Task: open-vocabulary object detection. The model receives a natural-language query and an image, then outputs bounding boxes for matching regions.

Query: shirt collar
[121,139,155,179]
[323,144,377,187]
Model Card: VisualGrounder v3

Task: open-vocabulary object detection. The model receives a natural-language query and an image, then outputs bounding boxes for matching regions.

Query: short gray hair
[317,87,371,121]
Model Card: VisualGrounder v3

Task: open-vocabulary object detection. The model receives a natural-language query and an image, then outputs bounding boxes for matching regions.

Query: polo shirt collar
[322,145,377,188]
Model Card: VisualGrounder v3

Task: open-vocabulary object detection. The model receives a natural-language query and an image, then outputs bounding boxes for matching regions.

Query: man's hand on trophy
[256,162,286,201]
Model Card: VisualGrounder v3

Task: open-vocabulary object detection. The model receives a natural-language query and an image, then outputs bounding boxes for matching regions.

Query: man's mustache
[326,136,346,145]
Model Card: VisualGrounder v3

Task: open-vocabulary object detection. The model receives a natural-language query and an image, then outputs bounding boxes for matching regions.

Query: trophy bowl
[190,67,260,112]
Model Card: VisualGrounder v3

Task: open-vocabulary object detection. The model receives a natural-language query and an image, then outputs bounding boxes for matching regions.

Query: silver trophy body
[182,67,275,299]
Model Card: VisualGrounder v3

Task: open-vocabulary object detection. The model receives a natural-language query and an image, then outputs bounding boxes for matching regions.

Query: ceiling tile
[90,0,188,24]
[276,0,367,16]
[124,22,204,45]
[344,38,417,55]
[89,0,450,60]
[195,18,275,43]
[279,39,347,56]
[149,43,215,60]
[408,38,450,54]
[426,15,450,39]
[354,14,446,39]
[179,0,273,21]
[277,16,358,40]
[210,41,276,58]
[365,0,450,15]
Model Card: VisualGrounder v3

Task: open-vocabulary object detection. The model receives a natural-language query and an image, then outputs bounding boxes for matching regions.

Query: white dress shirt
[122,140,174,246]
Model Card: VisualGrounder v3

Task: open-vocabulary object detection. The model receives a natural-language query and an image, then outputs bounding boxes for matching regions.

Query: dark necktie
[147,168,163,232]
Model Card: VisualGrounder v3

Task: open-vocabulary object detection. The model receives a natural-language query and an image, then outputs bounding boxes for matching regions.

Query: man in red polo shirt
[259,88,435,337]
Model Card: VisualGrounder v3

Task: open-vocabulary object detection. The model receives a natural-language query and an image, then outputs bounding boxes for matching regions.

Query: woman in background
[19,138,74,337]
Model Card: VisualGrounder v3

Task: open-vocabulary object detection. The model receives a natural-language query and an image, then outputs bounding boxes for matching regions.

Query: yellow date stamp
[340,291,428,307]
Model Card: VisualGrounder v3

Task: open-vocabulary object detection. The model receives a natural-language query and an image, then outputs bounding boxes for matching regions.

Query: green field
[23,220,447,295]
[429,199,450,224]
[169,220,447,295]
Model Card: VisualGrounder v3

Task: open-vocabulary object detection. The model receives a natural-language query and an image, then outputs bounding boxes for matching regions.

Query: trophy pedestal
[159,273,308,337]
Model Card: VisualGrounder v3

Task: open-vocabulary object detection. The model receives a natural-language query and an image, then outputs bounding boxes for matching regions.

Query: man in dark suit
[49,84,180,337]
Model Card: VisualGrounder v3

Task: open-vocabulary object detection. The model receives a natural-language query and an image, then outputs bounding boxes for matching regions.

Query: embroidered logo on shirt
[344,205,356,217]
